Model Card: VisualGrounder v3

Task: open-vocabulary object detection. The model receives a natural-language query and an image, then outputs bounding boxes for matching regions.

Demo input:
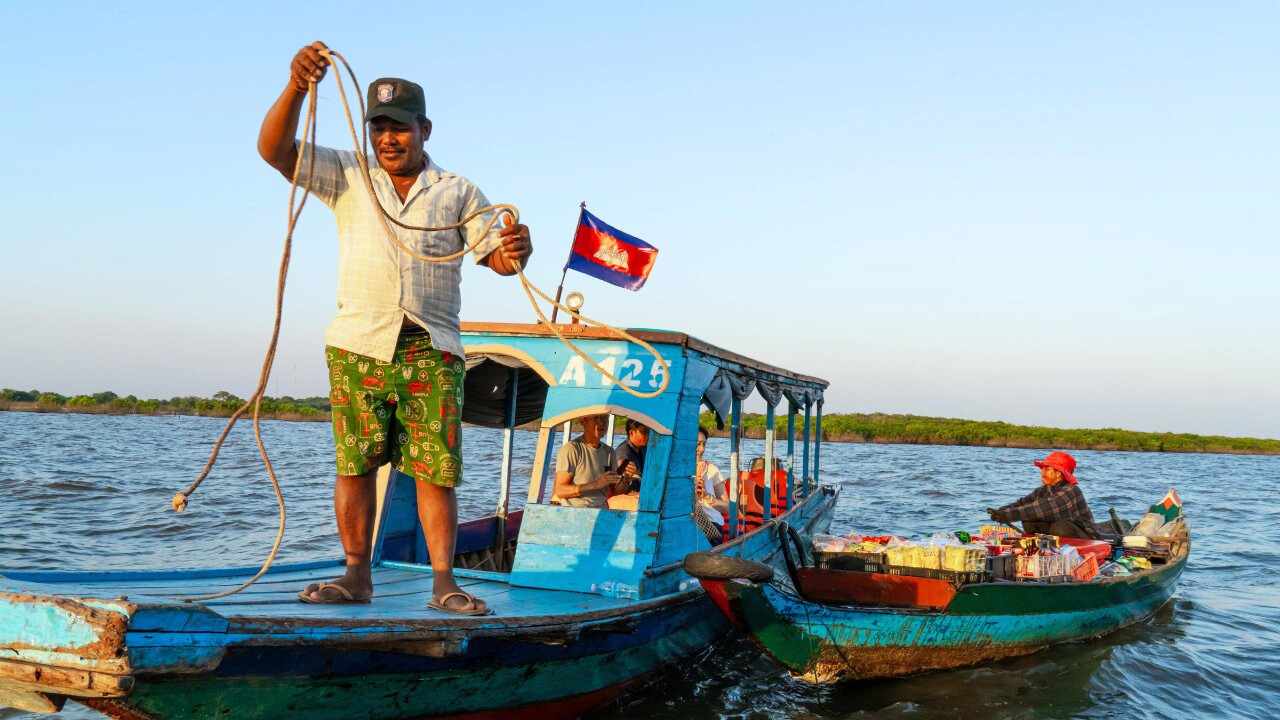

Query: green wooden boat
[686,511,1189,683]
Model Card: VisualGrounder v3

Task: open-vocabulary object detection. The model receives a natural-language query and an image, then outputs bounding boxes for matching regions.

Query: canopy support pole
[493,367,519,569]
[728,396,742,539]
[762,403,776,523]
[814,400,823,485]
[801,401,812,498]
[785,401,796,511]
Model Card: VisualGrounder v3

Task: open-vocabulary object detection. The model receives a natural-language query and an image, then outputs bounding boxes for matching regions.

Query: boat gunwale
[771,534,1190,618]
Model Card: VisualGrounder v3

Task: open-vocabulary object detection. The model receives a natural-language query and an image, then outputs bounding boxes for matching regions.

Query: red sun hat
[1034,451,1078,485]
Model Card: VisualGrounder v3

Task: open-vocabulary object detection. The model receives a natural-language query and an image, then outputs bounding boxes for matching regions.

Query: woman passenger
[694,427,730,521]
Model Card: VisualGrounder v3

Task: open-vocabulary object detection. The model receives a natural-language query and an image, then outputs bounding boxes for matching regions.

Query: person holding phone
[613,420,649,490]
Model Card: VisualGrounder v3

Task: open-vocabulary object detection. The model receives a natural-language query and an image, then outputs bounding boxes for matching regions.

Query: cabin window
[536,412,653,512]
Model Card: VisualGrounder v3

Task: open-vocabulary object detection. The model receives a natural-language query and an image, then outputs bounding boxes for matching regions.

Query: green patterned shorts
[325,332,465,486]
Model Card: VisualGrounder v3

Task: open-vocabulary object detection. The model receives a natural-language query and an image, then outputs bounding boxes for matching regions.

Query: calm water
[2,412,1277,720]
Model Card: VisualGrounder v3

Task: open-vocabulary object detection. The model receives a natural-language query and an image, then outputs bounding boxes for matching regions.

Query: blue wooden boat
[0,322,837,718]
[685,510,1189,684]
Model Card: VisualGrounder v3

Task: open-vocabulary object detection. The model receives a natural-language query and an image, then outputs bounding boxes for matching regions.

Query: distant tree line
[701,411,1280,456]
[0,388,329,421]
[4,390,1275,454]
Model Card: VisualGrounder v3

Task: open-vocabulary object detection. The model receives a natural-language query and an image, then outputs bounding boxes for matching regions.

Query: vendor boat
[684,501,1189,683]
[0,322,837,718]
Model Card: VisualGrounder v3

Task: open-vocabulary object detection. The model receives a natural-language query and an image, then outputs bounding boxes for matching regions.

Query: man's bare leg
[301,469,377,602]
[415,480,485,612]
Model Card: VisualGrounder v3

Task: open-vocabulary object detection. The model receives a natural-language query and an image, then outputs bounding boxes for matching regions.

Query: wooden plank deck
[0,562,632,624]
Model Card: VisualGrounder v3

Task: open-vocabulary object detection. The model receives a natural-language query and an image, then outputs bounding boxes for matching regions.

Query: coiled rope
[170,48,669,601]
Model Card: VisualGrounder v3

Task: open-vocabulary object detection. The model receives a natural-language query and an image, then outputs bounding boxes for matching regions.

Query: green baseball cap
[365,77,427,125]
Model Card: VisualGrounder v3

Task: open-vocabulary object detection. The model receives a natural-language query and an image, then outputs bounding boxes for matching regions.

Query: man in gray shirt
[553,414,624,508]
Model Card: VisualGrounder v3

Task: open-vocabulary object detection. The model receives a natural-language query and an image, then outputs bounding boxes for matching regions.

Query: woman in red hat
[987,451,1104,539]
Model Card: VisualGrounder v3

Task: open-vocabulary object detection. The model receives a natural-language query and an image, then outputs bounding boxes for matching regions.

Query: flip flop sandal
[428,590,492,616]
[297,582,372,604]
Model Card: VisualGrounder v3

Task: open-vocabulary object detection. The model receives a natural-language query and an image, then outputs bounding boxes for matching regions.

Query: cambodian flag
[564,208,658,291]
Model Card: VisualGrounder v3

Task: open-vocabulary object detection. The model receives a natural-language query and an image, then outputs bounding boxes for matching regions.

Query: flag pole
[550,202,586,324]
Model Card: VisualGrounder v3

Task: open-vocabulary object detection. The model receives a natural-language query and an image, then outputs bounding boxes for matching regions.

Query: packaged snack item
[811,534,849,553]
[979,525,1019,540]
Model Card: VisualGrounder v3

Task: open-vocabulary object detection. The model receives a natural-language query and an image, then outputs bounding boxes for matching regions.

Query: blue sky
[1,2,1276,437]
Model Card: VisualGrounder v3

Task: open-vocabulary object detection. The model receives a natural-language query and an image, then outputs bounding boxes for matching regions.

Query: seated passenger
[691,427,727,545]
[988,451,1104,539]
[607,419,648,511]
[694,427,729,520]
[614,419,648,486]
[552,414,623,508]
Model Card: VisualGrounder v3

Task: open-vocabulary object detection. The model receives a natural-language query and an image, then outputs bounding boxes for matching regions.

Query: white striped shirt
[298,146,504,361]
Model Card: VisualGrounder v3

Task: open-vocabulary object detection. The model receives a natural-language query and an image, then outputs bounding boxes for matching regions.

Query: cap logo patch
[377,83,395,103]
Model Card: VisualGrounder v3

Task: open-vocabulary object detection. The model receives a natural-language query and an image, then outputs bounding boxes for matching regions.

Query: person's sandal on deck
[428,590,492,616]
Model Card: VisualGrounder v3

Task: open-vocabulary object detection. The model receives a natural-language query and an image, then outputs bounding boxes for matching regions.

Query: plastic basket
[814,551,886,573]
[1072,554,1100,582]
[987,553,1015,580]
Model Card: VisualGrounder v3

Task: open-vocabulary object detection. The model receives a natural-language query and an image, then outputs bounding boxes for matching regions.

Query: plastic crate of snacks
[987,553,1015,580]
[942,546,987,573]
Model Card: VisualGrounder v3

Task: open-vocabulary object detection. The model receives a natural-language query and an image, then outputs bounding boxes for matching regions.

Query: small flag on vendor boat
[565,208,658,291]
[1148,488,1183,522]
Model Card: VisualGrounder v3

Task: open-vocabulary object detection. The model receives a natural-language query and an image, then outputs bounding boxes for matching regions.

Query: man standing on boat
[257,41,532,614]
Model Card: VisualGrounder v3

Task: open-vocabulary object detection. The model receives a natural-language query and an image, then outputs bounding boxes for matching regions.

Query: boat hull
[80,594,719,720]
[704,547,1186,683]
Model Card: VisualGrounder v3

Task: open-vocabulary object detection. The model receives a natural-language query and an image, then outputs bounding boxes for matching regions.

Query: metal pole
[494,368,518,568]
[801,401,812,498]
[814,400,823,485]
[551,203,586,324]
[762,404,775,523]
[728,396,742,539]
[530,425,558,505]
[549,267,569,324]
[785,400,796,512]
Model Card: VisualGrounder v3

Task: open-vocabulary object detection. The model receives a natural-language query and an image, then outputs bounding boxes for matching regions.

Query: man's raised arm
[257,41,330,179]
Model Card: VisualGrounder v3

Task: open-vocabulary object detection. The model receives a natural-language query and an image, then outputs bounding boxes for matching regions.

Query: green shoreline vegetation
[2,389,1276,456]
[0,389,328,422]
[707,412,1280,456]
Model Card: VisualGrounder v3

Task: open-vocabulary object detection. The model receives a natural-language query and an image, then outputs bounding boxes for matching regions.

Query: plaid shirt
[1000,482,1098,527]
[298,147,504,361]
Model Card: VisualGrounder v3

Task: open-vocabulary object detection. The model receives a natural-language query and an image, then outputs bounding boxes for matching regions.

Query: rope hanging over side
[170,48,671,601]
[169,85,321,602]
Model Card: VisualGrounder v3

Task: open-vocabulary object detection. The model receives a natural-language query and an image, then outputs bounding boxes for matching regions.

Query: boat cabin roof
[461,322,829,390]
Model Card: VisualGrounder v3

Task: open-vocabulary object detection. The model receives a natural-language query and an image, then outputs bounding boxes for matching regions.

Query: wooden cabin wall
[502,336,688,598]
[649,356,720,574]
